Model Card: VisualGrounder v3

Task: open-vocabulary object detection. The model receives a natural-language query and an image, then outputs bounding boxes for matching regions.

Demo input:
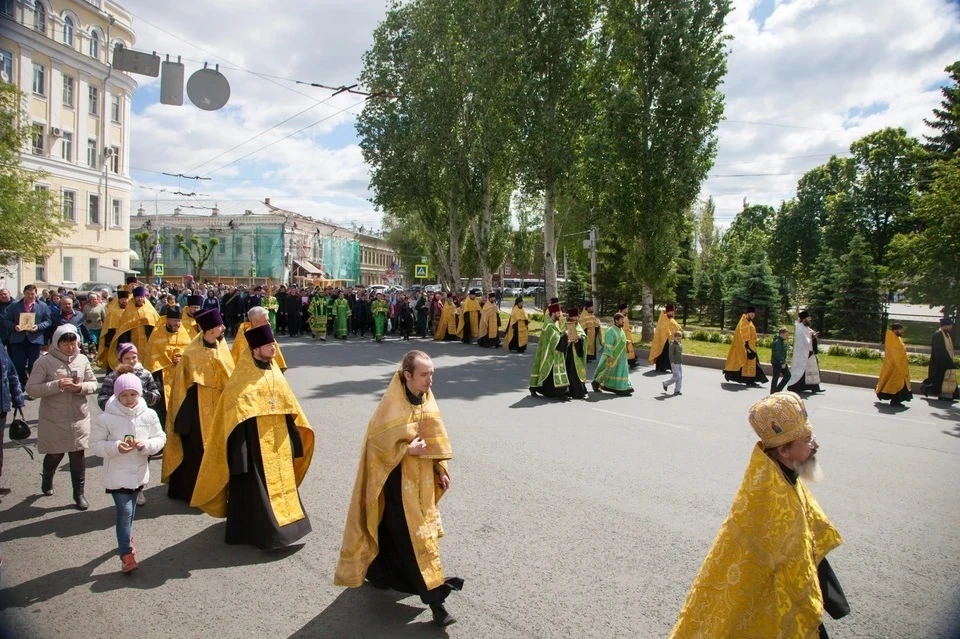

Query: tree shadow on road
[289,586,448,639]
[0,485,201,544]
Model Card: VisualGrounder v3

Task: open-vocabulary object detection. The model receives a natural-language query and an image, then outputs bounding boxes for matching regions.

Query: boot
[41,455,60,496]
[430,603,456,627]
[69,454,89,511]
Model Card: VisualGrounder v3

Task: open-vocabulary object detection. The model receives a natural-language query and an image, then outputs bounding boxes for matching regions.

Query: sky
[123,0,960,230]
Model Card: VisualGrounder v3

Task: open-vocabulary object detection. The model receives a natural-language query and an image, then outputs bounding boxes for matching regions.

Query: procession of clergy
[91,278,952,632]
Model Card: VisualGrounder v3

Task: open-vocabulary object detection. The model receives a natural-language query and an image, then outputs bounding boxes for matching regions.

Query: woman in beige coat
[25,324,98,510]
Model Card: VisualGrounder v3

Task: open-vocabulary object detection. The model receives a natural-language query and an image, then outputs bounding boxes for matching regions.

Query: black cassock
[167,385,203,503]
[151,369,168,428]
[285,295,302,336]
[654,338,672,372]
[922,330,959,400]
[225,411,311,551]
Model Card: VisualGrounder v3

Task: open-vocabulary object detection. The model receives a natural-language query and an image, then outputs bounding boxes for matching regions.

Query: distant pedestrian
[4,285,53,388]
[83,293,106,347]
[0,344,25,499]
[90,373,166,573]
[921,317,958,402]
[770,327,792,394]
[662,331,684,396]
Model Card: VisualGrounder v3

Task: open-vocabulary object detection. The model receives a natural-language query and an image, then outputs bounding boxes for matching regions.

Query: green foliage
[133,231,165,276]
[924,61,960,160]
[805,253,839,331]
[175,233,220,281]
[854,347,881,360]
[831,234,882,341]
[561,263,589,309]
[724,253,777,330]
[0,83,68,270]
[828,345,853,357]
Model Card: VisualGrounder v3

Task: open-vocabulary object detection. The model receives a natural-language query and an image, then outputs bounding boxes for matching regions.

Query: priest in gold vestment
[231,306,287,372]
[335,351,462,627]
[96,289,129,371]
[670,392,848,639]
[112,287,160,372]
[617,303,638,369]
[433,294,459,341]
[649,304,682,372]
[875,323,913,407]
[181,295,203,339]
[579,300,602,362]
[504,297,529,353]
[455,292,482,344]
[192,324,313,550]
[723,306,768,386]
[143,305,191,430]
[161,308,235,503]
[477,293,501,348]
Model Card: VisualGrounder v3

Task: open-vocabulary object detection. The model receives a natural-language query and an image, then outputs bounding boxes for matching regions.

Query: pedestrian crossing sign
[154,263,164,276]
[415,264,428,278]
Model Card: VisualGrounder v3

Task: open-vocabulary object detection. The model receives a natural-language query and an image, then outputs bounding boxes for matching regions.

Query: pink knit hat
[113,373,142,397]
[117,343,138,362]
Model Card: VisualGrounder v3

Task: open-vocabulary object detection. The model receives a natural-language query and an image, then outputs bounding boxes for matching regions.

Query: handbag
[8,407,34,460]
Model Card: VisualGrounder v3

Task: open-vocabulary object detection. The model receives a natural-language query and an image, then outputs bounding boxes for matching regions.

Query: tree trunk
[641,283,655,342]
[469,172,494,294]
[447,187,462,292]
[543,185,558,299]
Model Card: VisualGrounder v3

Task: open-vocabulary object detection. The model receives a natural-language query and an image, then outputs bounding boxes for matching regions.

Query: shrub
[721,333,733,344]
[692,329,710,342]
[708,332,723,343]
[530,313,544,323]
[828,345,853,357]
[757,336,773,348]
[908,353,931,366]
[854,347,881,360]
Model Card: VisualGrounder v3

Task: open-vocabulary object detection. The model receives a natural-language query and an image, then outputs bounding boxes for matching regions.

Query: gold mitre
[748,391,813,449]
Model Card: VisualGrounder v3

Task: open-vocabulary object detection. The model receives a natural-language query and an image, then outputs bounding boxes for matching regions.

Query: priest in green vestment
[372,293,389,342]
[333,291,352,340]
[592,312,634,396]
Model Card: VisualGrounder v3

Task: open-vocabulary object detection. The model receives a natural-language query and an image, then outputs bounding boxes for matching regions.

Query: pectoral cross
[269,396,277,411]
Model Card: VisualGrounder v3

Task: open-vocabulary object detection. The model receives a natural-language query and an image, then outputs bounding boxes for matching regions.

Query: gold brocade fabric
[182,314,200,339]
[190,356,313,520]
[649,311,682,364]
[478,303,499,339]
[335,373,453,590]
[579,311,602,357]
[669,444,843,639]
[143,324,192,409]
[95,297,124,368]
[112,302,161,370]
[230,322,288,371]
[455,298,482,338]
[622,316,637,360]
[434,302,458,340]
[504,306,529,348]
[724,314,759,377]
[160,336,235,484]
[876,330,911,395]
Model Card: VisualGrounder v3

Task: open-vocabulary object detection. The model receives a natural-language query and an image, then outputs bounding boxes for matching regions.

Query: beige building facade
[1,0,136,291]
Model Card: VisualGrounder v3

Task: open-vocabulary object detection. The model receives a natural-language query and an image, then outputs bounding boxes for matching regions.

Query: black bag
[8,407,34,460]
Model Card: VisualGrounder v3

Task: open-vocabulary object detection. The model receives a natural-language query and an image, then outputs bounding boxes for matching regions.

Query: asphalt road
[1,334,958,638]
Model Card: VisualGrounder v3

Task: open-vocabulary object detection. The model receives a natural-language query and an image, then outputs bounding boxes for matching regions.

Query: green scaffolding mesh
[322,236,360,283]
[134,225,286,280]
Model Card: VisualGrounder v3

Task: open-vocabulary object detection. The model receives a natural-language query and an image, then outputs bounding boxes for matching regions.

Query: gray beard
[794,456,823,483]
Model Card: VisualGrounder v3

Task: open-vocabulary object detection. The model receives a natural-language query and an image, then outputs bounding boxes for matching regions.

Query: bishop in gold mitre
[335,351,462,627]
[161,307,234,504]
[669,392,848,639]
[192,323,313,550]
[143,304,191,428]
[231,306,287,372]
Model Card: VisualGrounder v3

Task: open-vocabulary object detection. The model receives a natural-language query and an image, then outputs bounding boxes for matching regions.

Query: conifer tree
[832,234,882,341]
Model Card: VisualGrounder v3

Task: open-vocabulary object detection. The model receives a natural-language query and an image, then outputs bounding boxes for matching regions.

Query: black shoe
[591,380,601,393]
[430,603,457,627]
[529,387,539,397]
[0,487,11,496]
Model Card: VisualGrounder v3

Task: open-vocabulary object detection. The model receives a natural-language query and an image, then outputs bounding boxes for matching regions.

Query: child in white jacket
[90,373,165,573]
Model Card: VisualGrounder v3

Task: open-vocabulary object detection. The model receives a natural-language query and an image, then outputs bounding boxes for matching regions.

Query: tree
[512,0,596,300]
[923,61,960,160]
[805,252,839,336]
[0,83,66,271]
[133,231,164,276]
[510,191,540,288]
[725,252,777,332]
[887,157,960,339]
[590,0,732,340]
[769,199,819,297]
[674,209,697,324]
[175,233,219,281]
[831,234,882,342]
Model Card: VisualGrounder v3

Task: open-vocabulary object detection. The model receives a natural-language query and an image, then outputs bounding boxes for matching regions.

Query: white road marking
[592,407,691,431]
[816,406,935,426]
[376,358,396,365]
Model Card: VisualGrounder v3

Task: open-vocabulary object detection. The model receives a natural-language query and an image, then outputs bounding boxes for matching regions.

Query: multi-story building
[129,198,404,287]
[1,0,136,290]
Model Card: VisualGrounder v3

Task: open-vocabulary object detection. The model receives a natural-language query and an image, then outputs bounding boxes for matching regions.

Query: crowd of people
[0,275,955,632]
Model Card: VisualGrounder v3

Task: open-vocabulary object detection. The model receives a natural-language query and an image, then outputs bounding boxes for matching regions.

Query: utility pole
[583,227,598,303]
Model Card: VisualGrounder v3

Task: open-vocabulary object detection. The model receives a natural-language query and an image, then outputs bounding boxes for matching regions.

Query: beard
[793,455,823,483]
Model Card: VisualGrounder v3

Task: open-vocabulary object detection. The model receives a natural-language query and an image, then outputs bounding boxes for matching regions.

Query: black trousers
[771,362,791,394]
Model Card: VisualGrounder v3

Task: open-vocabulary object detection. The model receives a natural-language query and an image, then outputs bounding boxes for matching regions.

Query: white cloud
[122,0,960,229]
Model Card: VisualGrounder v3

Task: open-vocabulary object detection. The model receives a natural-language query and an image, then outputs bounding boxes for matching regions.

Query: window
[87,138,97,168]
[236,237,244,253]
[88,85,98,115]
[33,2,45,32]
[89,258,98,280]
[89,31,100,59]
[62,190,76,221]
[111,198,121,227]
[87,193,100,225]
[110,94,121,123]
[63,256,73,282]
[109,146,119,173]
[31,123,44,154]
[1,0,12,17]
[505,264,512,275]
[0,49,12,84]
[32,63,45,96]
[61,131,73,161]
[35,256,46,282]
[63,16,75,47]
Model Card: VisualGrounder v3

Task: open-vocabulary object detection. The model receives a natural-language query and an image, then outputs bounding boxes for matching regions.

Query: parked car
[75,282,115,302]
[369,285,388,296]
[468,287,483,296]
[524,286,544,295]
[503,287,522,297]
[424,284,443,294]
